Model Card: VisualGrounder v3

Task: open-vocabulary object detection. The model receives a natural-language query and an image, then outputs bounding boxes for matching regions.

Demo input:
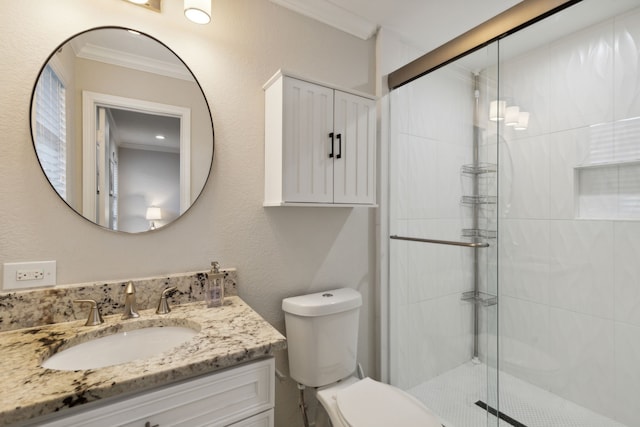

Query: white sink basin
[42,326,198,371]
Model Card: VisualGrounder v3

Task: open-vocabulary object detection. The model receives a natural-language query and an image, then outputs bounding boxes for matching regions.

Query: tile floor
[408,361,628,427]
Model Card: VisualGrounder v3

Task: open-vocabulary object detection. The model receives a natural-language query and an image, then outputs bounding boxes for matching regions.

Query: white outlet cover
[3,261,56,290]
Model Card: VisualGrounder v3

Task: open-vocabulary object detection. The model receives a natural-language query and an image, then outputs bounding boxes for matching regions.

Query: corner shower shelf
[461,162,497,175]
[461,195,497,205]
[462,229,497,239]
[461,291,497,307]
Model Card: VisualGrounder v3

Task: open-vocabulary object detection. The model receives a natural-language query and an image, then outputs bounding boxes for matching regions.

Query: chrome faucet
[122,281,140,319]
[73,299,104,326]
[156,286,177,314]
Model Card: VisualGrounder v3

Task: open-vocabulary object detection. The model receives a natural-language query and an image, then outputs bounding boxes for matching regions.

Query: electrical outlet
[3,261,56,289]
[17,269,45,281]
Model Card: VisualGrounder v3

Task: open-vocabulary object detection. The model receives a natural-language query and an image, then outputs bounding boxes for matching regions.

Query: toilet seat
[317,377,441,427]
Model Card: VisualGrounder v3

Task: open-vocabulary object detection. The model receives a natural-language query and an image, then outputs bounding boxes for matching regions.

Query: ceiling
[270,0,522,52]
[108,108,180,154]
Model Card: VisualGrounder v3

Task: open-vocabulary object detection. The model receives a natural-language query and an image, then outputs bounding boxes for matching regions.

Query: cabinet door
[333,91,376,204]
[282,77,334,203]
[34,359,274,427]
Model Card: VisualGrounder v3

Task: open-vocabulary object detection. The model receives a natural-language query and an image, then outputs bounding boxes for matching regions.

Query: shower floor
[408,361,627,427]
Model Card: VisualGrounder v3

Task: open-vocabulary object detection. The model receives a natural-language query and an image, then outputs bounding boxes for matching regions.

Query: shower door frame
[387,0,580,91]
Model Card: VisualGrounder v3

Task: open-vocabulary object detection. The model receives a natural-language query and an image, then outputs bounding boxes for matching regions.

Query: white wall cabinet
[264,71,376,206]
[30,358,275,427]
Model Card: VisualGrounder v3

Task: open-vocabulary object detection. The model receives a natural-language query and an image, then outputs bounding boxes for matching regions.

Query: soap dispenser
[206,261,225,307]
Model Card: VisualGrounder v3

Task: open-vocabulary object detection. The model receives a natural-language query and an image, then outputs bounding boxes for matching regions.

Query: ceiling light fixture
[184,0,211,24]
[123,0,161,13]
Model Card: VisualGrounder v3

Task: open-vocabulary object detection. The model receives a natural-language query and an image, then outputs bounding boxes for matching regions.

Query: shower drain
[475,400,528,427]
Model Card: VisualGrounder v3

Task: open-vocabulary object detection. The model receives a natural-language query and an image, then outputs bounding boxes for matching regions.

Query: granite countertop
[0,296,286,426]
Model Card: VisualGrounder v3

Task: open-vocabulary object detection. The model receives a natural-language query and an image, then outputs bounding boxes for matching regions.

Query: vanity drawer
[228,409,274,427]
[37,358,275,427]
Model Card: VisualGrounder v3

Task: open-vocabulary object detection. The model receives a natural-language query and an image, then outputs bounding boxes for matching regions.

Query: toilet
[282,288,441,427]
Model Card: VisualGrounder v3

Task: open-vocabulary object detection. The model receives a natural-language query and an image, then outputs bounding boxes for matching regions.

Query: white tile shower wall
[500,296,552,385]
[548,128,591,219]
[498,41,550,139]
[548,307,616,417]
[619,163,640,217]
[397,65,474,144]
[547,20,615,134]
[498,7,640,426]
[406,220,472,301]
[500,135,551,219]
[613,221,640,327]
[572,7,640,220]
[548,220,615,318]
[500,219,550,305]
[615,8,640,120]
[614,322,640,425]
[406,136,439,219]
[393,294,474,389]
[390,64,475,389]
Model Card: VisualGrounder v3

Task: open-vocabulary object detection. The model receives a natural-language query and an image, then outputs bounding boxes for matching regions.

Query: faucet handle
[73,299,104,326]
[125,281,136,295]
[156,287,177,314]
[122,281,139,319]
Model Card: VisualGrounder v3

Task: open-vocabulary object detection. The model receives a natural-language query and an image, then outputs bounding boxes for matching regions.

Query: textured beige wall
[0,1,376,425]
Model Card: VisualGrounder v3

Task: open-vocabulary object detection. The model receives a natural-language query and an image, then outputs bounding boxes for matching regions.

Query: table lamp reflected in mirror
[145,206,162,230]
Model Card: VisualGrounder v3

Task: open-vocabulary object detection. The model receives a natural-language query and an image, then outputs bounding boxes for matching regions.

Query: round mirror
[30,27,213,233]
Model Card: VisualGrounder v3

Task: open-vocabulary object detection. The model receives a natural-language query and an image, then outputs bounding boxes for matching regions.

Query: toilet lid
[335,378,441,427]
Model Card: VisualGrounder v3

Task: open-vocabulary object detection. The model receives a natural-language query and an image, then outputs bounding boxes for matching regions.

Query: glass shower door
[388,41,500,427]
[494,1,640,425]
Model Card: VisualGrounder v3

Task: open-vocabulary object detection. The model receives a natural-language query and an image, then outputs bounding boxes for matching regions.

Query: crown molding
[69,39,194,82]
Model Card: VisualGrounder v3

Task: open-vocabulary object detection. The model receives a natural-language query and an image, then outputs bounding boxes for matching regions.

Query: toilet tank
[282,288,362,387]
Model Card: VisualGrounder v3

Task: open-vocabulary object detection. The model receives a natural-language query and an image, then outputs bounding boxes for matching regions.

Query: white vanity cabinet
[33,358,275,427]
[264,71,376,206]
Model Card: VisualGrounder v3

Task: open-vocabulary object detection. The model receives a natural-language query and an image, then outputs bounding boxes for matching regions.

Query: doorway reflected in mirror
[30,27,214,233]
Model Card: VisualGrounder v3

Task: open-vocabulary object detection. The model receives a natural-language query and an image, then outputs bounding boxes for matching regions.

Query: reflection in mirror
[31,27,213,233]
